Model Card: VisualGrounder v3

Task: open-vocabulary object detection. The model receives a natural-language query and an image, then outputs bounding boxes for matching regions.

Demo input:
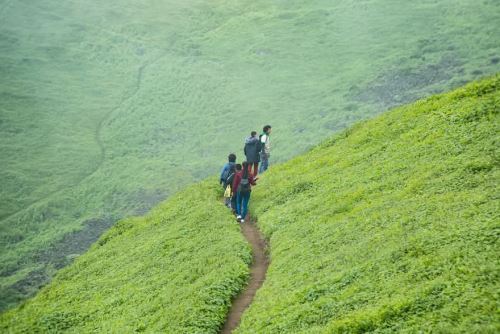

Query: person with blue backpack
[232,161,257,223]
[220,153,236,187]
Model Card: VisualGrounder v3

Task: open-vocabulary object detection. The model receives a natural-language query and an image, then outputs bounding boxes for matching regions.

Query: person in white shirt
[259,125,272,173]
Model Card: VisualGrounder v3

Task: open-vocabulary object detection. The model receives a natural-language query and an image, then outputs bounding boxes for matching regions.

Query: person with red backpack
[232,161,257,223]
[226,163,241,213]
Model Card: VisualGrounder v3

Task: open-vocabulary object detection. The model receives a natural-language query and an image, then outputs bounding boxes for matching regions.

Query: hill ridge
[2,0,499,312]
[1,76,498,333]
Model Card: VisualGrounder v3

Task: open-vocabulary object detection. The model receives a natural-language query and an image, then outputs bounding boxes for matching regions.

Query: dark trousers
[248,162,259,176]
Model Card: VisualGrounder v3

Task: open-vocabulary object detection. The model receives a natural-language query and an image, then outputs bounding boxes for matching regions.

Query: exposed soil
[221,216,269,334]
[0,217,115,312]
[34,217,115,269]
[352,54,463,109]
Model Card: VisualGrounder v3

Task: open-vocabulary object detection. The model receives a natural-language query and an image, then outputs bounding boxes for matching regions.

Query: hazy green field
[237,76,499,333]
[0,179,251,333]
[1,0,499,310]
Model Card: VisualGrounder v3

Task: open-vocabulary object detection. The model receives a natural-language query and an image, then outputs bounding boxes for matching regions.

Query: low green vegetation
[1,77,497,333]
[0,179,251,333]
[2,0,500,310]
[235,76,499,332]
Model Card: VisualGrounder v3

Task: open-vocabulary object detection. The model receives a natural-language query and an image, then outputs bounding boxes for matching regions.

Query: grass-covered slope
[2,0,500,310]
[0,179,251,333]
[236,76,499,333]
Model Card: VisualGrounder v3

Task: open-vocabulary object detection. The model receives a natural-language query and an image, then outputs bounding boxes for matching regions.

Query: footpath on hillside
[221,215,269,333]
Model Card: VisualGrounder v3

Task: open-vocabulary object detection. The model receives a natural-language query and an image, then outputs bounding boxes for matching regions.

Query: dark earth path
[221,216,269,333]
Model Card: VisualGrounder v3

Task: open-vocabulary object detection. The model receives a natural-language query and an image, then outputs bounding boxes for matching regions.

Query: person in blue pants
[234,161,257,223]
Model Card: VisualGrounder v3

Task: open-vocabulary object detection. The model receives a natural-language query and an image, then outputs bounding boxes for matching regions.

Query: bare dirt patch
[0,217,114,312]
[352,54,463,109]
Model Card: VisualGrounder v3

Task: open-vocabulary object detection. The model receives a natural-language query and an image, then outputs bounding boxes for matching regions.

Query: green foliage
[235,76,500,333]
[0,179,252,333]
[2,0,500,309]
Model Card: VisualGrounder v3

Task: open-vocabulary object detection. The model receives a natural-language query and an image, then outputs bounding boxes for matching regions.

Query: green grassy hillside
[2,0,500,310]
[0,179,251,333]
[2,77,497,333]
[235,76,499,332]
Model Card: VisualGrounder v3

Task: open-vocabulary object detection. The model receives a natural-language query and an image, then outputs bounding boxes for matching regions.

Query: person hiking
[228,163,242,213]
[259,125,272,174]
[233,161,257,223]
[223,164,236,208]
[232,164,243,216]
[220,153,236,187]
[244,131,261,176]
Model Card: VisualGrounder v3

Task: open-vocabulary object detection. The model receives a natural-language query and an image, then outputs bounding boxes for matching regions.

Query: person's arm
[220,164,228,183]
[249,175,257,185]
[232,174,241,193]
[260,134,268,154]
[225,174,234,188]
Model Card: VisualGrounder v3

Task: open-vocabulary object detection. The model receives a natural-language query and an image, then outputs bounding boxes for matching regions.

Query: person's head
[235,163,242,171]
[251,131,257,137]
[228,153,236,163]
[263,125,272,135]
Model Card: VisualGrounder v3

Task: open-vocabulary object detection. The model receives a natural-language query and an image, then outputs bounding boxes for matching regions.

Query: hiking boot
[236,215,242,222]
[240,219,245,224]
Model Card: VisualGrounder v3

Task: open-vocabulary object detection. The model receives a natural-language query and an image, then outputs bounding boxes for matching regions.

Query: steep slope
[2,0,500,310]
[0,180,251,333]
[0,77,497,333]
[235,76,499,332]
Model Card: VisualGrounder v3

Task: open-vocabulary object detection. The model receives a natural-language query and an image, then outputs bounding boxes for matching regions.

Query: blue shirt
[220,162,235,183]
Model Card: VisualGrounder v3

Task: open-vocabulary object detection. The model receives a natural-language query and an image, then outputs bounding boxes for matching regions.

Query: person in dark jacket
[244,131,261,176]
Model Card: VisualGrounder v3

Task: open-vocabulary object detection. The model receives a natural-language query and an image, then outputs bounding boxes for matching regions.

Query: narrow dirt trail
[221,217,269,333]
